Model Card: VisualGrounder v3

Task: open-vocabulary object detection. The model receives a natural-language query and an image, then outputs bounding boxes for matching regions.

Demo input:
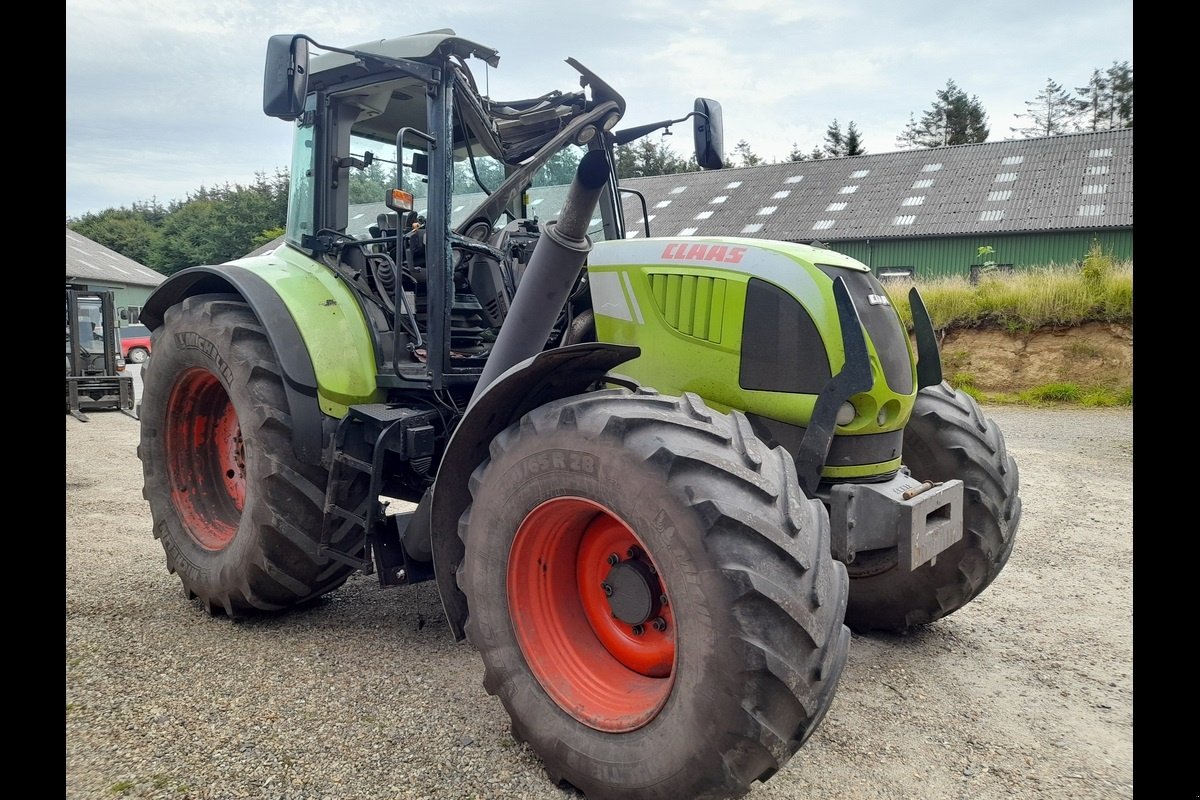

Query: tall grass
[890,257,1133,332]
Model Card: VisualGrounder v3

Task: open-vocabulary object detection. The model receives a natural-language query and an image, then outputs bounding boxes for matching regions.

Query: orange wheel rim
[507,497,675,732]
[164,368,245,550]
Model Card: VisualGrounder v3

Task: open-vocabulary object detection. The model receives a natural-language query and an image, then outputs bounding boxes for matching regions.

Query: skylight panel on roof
[921,163,943,172]
[1089,148,1113,158]
[626,230,640,238]
[1087,165,1110,175]
[902,196,925,206]
[826,202,847,211]
[725,181,743,189]
[994,173,1017,182]
[839,185,859,194]
[530,198,544,205]
[1078,204,1106,216]
[711,195,728,204]
[679,227,698,236]
[1001,156,1024,165]
[892,216,916,226]
[742,223,764,233]
[979,210,1005,221]
[988,190,1013,201]
[1081,184,1107,195]
[655,200,672,208]
[813,220,835,230]
[670,186,687,194]
[912,179,934,189]
[785,175,804,183]
[772,190,791,199]
[694,211,714,219]
[851,169,870,178]
[758,206,778,215]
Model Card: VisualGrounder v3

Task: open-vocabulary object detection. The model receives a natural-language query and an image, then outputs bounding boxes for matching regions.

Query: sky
[65,0,1133,220]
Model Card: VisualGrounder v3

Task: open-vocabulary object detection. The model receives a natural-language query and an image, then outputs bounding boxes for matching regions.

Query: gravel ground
[66,402,1133,800]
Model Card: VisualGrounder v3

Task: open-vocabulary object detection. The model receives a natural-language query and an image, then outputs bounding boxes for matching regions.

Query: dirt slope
[937,322,1132,393]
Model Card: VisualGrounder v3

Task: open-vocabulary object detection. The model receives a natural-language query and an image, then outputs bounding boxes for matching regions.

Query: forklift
[66,287,136,421]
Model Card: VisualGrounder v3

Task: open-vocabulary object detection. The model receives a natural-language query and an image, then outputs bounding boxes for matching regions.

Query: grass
[890,259,1133,333]
[947,379,1133,408]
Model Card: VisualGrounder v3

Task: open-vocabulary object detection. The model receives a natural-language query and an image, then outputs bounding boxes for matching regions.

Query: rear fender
[141,254,381,465]
[429,342,640,641]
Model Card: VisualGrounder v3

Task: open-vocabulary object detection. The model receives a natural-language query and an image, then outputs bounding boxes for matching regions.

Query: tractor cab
[260,32,721,397]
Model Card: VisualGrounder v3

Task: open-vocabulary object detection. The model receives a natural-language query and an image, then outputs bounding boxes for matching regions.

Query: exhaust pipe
[469,149,610,403]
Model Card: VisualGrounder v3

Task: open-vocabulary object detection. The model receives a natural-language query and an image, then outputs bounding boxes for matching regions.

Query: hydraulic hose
[469,149,610,403]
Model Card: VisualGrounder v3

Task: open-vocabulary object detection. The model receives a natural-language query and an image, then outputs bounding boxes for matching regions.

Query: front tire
[845,382,1021,632]
[137,293,365,616]
[458,388,850,800]
[128,346,149,364]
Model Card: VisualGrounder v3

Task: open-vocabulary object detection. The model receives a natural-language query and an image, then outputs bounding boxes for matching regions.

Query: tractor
[136,30,1021,800]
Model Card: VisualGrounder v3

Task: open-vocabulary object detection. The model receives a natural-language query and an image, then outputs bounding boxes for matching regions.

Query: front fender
[430,342,640,641]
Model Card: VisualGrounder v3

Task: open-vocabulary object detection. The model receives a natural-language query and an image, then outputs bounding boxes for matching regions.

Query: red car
[118,324,152,364]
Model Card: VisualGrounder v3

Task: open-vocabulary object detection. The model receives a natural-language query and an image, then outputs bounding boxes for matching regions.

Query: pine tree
[786,142,806,162]
[823,119,844,158]
[1011,79,1080,137]
[1075,69,1111,132]
[843,121,866,156]
[896,80,989,148]
[1107,60,1133,128]
[734,139,763,167]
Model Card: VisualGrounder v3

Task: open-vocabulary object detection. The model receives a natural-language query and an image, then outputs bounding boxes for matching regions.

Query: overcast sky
[65,0,1133,220]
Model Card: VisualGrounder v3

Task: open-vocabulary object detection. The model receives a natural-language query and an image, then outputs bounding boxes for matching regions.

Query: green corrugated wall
[823,230,1132,279]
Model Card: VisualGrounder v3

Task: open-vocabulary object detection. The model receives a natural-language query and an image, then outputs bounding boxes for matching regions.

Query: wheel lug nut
[626,546,641,559]
[652,617,667,632]
[601,582,613,596]
[606,553,620,566]
[659,594,669,607]
[631,624,645,636]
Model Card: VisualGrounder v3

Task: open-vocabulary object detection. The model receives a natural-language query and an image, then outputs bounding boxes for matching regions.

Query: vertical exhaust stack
[469,150,610,404]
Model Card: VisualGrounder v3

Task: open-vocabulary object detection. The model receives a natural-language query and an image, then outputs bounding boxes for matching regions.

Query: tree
[843,121,866,156]
[1107,60,1133,128]
[808,146,825,161]
[733,139,763,167]
[348,159,397,204]
[786,142,806,162]
[823,120,844,158]
[896,80,989,148]
[1074,69,1111,132]
[147,171,290,274]
[614,139,693,178]
[1011,79,1079,138]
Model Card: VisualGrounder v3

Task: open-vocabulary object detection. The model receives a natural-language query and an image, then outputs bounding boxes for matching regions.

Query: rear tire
[137,293,365,616]
[458,388,850,800]
[128,347,149,364]
[844,381,1021,632]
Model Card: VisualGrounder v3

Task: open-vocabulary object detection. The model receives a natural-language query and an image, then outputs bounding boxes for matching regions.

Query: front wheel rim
[164,368,245,550]
[507,497,675,732]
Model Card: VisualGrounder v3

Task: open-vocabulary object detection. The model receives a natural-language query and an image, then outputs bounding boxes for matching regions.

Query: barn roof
[616,128,1132,242]
[65,228,165,287]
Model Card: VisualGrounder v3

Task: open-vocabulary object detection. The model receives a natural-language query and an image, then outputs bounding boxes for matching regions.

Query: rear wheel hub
[603,557,661,626]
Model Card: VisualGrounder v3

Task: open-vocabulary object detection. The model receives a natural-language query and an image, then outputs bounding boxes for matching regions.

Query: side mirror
[264,34,309,120]
[693,98,725,170]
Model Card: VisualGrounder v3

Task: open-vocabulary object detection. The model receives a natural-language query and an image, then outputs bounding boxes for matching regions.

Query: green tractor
[137,30,1021,800]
